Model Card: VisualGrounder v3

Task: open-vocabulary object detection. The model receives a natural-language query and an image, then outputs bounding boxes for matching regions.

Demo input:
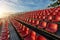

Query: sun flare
[0,8,9,18]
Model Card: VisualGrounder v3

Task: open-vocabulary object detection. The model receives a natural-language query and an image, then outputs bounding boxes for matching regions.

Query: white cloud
[0,0,53,13]
[10,0,18,3]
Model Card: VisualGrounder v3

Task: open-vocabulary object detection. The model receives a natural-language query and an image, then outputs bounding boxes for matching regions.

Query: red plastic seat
[50,12,57,16]
[34,16,38,19]
[37,16,41,20]
[41,16,46,20]
[24,31,36,40]
[31,20,35,24]
[38,21,47,29]
[28,19,32,23]
[45,23,58,33]
[42,10,46,16]
[31,20,39,26]
[47,15,53,21]
[57,12,60,16]
[35,20,39,25]
[39,12,42,15]
[18,25,23,33]
[20,27,30,37]
[37,35,47,40]
[54,15,60,22]
[45,10,50,15]
[41,21,47,27]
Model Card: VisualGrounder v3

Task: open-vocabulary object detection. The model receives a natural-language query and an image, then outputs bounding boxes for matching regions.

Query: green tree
[48,0,60,7]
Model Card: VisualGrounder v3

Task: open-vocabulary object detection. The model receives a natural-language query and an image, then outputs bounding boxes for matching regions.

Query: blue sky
[0,0,56,12]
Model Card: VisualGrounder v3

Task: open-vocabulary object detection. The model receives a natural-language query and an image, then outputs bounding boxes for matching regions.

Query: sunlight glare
[0,8,9,18]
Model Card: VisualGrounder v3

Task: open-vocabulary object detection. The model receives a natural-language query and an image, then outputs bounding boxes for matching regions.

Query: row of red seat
[15,16,58,34]
[24,19,58,33]
[16,6,60,22]
[0,21,9,40]
[19,15,60,22]
[10,6,60,40]
[14,6,60,33]
[10,18,47,40]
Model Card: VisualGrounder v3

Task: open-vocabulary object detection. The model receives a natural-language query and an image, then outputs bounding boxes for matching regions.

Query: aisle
[8,23,20,40]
